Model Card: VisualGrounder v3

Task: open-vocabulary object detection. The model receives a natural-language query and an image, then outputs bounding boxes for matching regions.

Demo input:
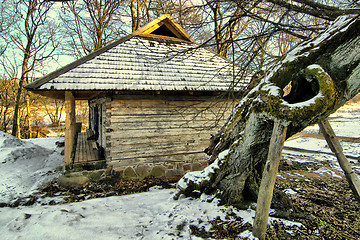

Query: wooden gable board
[133,14,194,42]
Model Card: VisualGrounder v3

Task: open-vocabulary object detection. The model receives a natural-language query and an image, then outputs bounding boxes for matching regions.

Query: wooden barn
[26,15,250,178]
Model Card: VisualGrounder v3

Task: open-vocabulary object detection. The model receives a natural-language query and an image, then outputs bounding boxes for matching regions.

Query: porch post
[65,91,76,167]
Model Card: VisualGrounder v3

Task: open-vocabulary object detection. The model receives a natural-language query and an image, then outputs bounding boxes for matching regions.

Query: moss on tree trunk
[176,15,360,209]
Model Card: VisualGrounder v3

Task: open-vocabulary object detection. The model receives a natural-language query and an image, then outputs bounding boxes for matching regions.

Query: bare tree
[129,0,150,31]
[0,78,19,133]
[202,0,252,56]
[40,97,64,130]
[8,0,58,138]
[61,0,125,56]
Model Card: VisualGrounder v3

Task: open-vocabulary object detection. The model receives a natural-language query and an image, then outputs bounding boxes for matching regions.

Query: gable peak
[132,14,195,42]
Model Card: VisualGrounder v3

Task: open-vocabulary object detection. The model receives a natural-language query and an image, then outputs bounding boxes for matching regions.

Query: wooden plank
[109,104,232,112]
[73,132,99,163]
[74,142,79,163]
[110,116,221,124]
[74,141,78,163]
[110,98,232,107]
[79,135,83,163]
[89,141,97,160]
[83,135,89,162]
[77,133,84,163]
[87,138,95,161]
[109,107,232,116]
[77,135,81,162]
[107,121,222,132]
[110,114,227,123]
[109,100,233,114]
[109,127,218,139]
[253,121,287,240]
[319,119,360,205]
[110,133,210,146]
[81,134,86,162]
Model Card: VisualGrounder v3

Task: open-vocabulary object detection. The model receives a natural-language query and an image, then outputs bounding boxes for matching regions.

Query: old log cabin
[26,15,250,178]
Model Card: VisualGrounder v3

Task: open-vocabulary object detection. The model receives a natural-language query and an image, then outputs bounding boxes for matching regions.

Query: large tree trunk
[176,15,360,209]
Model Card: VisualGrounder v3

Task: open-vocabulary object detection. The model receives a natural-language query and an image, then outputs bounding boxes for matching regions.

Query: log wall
[102,97,236,178]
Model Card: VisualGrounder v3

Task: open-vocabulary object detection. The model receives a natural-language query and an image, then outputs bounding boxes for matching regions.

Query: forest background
[1,0,359,139]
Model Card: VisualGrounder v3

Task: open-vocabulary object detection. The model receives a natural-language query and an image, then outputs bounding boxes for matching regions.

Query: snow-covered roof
[26,15,249,95]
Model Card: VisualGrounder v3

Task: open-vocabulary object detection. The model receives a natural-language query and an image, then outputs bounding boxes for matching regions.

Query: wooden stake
[319,119,360,205]
[253,121,287,240]
[65,91,76,167]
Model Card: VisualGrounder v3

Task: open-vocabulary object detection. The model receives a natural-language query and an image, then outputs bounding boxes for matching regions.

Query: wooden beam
[253,121,287,240]
[319,119,360,205]
[65,91,76,167]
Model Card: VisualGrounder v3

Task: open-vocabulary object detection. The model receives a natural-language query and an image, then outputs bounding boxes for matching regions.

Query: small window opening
[151,25,178,38]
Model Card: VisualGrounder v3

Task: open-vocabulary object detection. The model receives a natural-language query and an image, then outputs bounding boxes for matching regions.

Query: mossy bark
[176,15,360,209]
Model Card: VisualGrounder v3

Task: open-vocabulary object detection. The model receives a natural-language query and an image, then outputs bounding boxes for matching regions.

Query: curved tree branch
[267,0,360,20]
[176,15,360,208]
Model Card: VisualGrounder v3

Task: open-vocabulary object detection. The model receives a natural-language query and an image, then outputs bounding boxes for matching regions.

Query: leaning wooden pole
[253,121,287,239]
[318,119,360,205]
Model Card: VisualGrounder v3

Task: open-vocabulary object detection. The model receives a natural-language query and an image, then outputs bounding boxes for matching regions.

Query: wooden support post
[65,91,76,167]
[253,121,287,240]
[319,119,360,205]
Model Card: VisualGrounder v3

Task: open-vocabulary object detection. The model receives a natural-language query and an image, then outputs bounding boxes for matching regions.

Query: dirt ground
[268,160,360,240]
[5,159,360,240]
[188,160,360,239]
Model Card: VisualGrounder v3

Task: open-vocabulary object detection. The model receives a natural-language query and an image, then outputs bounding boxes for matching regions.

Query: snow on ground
[0,189,256,240]
[0,132,64,203]
[302,103,360,137]
[284,103,360,175]
[0,103,359,239]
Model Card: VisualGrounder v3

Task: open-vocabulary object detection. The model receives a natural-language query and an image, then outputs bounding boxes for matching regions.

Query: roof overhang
[31,89,245,101]
[30,90,103,100]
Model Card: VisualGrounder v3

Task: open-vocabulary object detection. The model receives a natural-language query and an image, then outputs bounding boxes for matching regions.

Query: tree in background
[0,78,21,133]
[0,76,48,138]
[188,0,360,93]
[60,0,125,57]
[40,97,64,130]
[150,0,203,33]
[0,0,59,138]
[202,0,251,56]
[128,0,150,31]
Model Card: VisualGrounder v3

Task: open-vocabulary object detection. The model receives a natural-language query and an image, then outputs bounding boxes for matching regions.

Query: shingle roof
[26,15,249,93]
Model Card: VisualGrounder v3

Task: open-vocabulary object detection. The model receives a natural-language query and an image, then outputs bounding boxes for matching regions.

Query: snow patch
[0,131,64,204]
[283,189,297,195]
[262,83,281,96]
[177,149,229,190]
[314,167,343,178]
